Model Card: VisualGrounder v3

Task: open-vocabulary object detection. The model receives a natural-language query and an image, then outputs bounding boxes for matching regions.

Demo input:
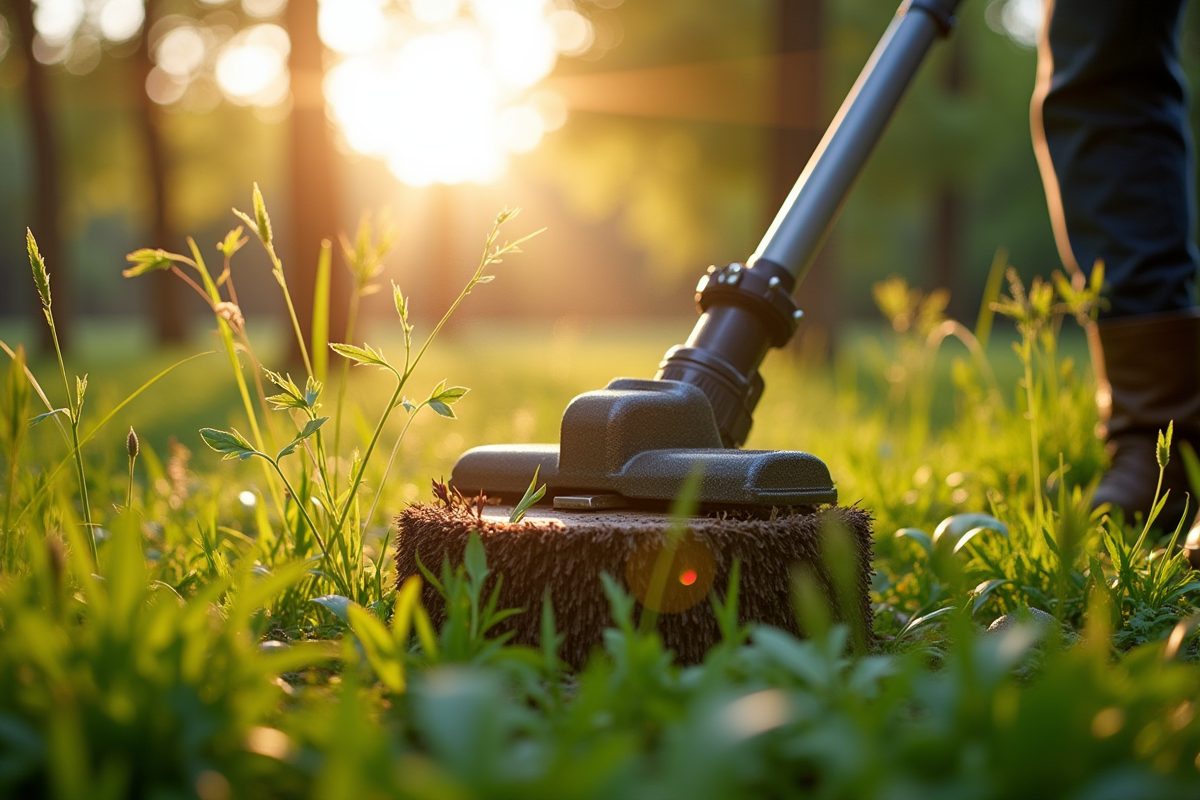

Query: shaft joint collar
[694,261,802,348]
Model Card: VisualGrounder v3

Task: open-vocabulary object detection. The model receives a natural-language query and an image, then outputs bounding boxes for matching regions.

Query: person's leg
[1032,0,1200,527]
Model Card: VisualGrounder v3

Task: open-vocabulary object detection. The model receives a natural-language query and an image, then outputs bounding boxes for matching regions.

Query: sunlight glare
[528,89,567,131]
[548,9,593,57]
[322,0,585,185]
[387,30,504,185]
[319,0,387,55]
[489,17,556,89]
[498,104,544,153]
[412,0,460,25]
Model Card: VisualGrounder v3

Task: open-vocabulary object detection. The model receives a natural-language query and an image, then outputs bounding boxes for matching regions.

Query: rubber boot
[1092,309,1200,530]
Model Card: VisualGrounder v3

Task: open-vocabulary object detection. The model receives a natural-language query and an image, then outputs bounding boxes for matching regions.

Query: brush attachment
[395,503,874,667]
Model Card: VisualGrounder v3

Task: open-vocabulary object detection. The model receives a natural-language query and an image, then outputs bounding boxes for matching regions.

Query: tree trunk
[771,0,833,356]
[931,34,966,319]
[286,0,346,366]
[12,0,70,350]
[135,0,187,343]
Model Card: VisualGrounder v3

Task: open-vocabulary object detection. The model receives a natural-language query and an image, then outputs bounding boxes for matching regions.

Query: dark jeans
[1033,0,1199,319]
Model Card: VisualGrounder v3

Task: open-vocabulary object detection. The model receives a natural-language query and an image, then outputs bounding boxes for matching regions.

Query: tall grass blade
[312,239,332,384]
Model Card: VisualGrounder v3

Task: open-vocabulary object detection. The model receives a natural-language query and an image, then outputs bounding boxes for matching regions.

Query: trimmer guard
[451,378,836,507]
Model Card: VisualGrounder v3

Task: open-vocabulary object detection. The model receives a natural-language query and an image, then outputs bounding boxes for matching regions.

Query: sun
[320,0,587,186]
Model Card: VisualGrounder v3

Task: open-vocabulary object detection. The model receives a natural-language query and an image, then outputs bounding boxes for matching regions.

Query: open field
[2,271,1199,798]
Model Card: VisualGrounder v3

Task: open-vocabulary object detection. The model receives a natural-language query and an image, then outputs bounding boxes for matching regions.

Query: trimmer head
[396,502,874,667]
[451,377,837,510]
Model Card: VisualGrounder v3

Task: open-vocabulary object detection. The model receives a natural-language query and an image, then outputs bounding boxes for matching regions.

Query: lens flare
[679,568,698,587]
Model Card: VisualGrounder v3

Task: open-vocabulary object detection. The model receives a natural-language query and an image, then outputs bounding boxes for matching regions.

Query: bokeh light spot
[98,0,145,42]
[156,26,206,77]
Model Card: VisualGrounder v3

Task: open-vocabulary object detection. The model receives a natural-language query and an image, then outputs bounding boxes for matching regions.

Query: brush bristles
[395,504,874,667]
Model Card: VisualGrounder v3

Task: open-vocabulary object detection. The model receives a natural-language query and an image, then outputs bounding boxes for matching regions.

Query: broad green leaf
[894,528,933,556]
[277,416,329,459]
[311,594,354,624]
[971,579,1010,613]
[122,248,187,278]
[199,427,258,461]
[429,400,455,419]
[933,513,1008,555]
[896,605,956,640]
[267,392,307,411]
[329,342,392,370]
[263,368,302,399]
[432,385,469,407]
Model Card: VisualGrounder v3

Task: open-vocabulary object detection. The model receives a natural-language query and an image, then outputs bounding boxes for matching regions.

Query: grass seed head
[127,427,140,459]
[252,183,273,247]
[26,228,51,309]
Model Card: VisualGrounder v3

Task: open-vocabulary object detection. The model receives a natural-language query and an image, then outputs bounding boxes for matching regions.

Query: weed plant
[1,196,1199,798]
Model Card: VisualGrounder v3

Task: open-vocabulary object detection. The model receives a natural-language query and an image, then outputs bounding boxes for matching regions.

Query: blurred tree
[135,0,186,343]
[930,33,967,320]
[771,0,835,353]
[284,0,346,365]
[9,0,71,350]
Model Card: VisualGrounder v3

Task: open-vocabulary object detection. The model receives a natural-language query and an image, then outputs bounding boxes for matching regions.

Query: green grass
[2,203,1199,798]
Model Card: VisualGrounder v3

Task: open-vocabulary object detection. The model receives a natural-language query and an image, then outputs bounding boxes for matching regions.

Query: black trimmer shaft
[658,0,962,447]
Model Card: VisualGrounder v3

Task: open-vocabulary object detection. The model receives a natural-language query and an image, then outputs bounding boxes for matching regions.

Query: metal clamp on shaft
[694,261,801,347]
[657,259,804,447]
